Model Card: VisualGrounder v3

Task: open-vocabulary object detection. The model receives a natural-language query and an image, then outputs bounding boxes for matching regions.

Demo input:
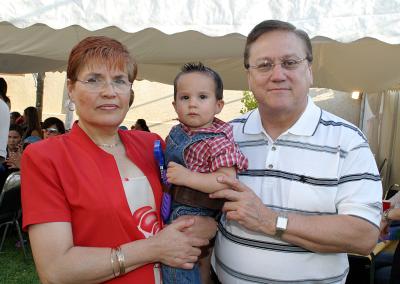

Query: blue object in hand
[154,140,172,223]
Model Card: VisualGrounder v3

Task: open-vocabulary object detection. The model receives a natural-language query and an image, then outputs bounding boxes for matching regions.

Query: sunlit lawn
[0,230,39,284]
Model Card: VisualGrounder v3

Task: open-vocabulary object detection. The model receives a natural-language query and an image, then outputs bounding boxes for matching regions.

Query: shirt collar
[287,97,321,136]
[243,96,321,137]
[180,117,230,135]
[242,109,264,135]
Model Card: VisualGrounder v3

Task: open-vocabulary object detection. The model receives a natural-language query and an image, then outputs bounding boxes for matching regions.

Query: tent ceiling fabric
[2,0,400,92]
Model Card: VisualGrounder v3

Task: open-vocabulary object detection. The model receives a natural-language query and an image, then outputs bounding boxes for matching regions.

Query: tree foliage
[240,90,258,114]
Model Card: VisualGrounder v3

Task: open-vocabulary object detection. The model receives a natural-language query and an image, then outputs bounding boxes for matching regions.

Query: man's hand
[210,175,277,235]
[6,151,22,169]
[175,215,217,240]
[379,219,390,240]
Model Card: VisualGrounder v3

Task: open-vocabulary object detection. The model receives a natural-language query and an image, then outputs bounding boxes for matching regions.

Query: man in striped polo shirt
[210,20,382,283]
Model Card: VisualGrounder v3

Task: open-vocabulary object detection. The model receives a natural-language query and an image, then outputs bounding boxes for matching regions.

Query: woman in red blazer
[21,36,216,284]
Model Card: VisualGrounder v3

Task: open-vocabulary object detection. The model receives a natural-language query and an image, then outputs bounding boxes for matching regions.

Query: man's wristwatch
[383,208,392,222]
[275,213,288,239]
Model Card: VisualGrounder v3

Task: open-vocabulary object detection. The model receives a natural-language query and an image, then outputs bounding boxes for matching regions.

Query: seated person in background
[6,124,23,164]
[133,118,150,132]
[0,124,23,190]
[1,133,42,191]
[379,191,400,283]
[22,106,42,140]
[380,189,400,240]
[42,117,66,139]
[10,111,22,125]
[161,62,248,284]
[22,136,42,150]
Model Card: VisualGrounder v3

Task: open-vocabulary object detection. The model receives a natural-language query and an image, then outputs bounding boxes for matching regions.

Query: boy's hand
[167,162,191,186]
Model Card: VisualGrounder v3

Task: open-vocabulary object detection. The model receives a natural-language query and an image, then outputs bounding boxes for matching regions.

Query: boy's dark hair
[9,124,23,137]
[173,62,223,100]
[10,111,21,120]
[42,117,66,134]
[244,20,313,68]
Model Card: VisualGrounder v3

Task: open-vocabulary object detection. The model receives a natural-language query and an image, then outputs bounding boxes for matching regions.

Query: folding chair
[384,184,399,200]
[347,240,397,283]
[0,171,27,258]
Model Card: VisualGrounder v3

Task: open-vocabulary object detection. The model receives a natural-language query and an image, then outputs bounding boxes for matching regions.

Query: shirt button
[271,146,276,151]
[268,164,273,169]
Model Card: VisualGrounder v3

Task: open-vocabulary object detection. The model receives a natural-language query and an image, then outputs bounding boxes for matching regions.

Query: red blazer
[22,123,164,283]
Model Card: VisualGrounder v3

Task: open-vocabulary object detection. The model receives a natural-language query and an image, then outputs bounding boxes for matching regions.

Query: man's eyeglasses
[45,128,59,135]
[76,78,132,93]
[246,57,308,73]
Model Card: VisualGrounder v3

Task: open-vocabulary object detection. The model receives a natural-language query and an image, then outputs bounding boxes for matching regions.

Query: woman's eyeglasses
[76,78,132,93]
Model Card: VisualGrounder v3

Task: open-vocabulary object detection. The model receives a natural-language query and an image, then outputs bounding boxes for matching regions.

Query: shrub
[240,90,258,114]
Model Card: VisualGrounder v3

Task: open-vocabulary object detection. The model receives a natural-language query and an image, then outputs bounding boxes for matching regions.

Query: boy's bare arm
[166,161,236,193]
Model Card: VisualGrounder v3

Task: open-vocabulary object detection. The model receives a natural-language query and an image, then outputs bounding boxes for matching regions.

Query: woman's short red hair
[67,36,137,83]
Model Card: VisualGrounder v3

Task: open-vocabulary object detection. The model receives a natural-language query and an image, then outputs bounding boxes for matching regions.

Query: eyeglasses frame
[245,57,310,73]
[75,78,132,93]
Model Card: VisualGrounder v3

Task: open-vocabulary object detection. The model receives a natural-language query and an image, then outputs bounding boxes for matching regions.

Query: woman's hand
[151,217,209,269]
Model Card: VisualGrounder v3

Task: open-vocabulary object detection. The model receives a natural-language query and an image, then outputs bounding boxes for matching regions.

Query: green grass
[0,230,39,284]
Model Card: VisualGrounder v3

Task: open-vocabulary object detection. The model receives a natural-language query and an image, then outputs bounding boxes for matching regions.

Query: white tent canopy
[2,0,400,92]
[3,0,400,188]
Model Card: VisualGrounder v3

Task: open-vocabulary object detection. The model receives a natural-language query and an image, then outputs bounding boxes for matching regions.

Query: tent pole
[359,92,365,129]
[386,91,400,189]
[35,72,45,122]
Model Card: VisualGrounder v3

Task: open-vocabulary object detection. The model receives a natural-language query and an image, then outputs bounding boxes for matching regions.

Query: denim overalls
[162,124,222,284]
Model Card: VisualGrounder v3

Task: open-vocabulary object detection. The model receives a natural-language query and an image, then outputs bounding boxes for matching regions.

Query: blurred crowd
[0,77,66,192]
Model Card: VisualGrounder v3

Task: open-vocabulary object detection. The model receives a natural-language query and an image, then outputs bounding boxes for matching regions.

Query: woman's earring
[68,100,75,111]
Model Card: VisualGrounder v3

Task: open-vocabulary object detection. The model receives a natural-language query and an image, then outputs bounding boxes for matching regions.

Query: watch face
[276,215,288,230]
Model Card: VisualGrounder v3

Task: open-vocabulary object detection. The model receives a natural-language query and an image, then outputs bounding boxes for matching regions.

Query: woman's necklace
[96,142,119,148]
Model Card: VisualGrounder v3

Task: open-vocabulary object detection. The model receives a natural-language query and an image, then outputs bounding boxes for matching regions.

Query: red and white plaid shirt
[180,118,248,173]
